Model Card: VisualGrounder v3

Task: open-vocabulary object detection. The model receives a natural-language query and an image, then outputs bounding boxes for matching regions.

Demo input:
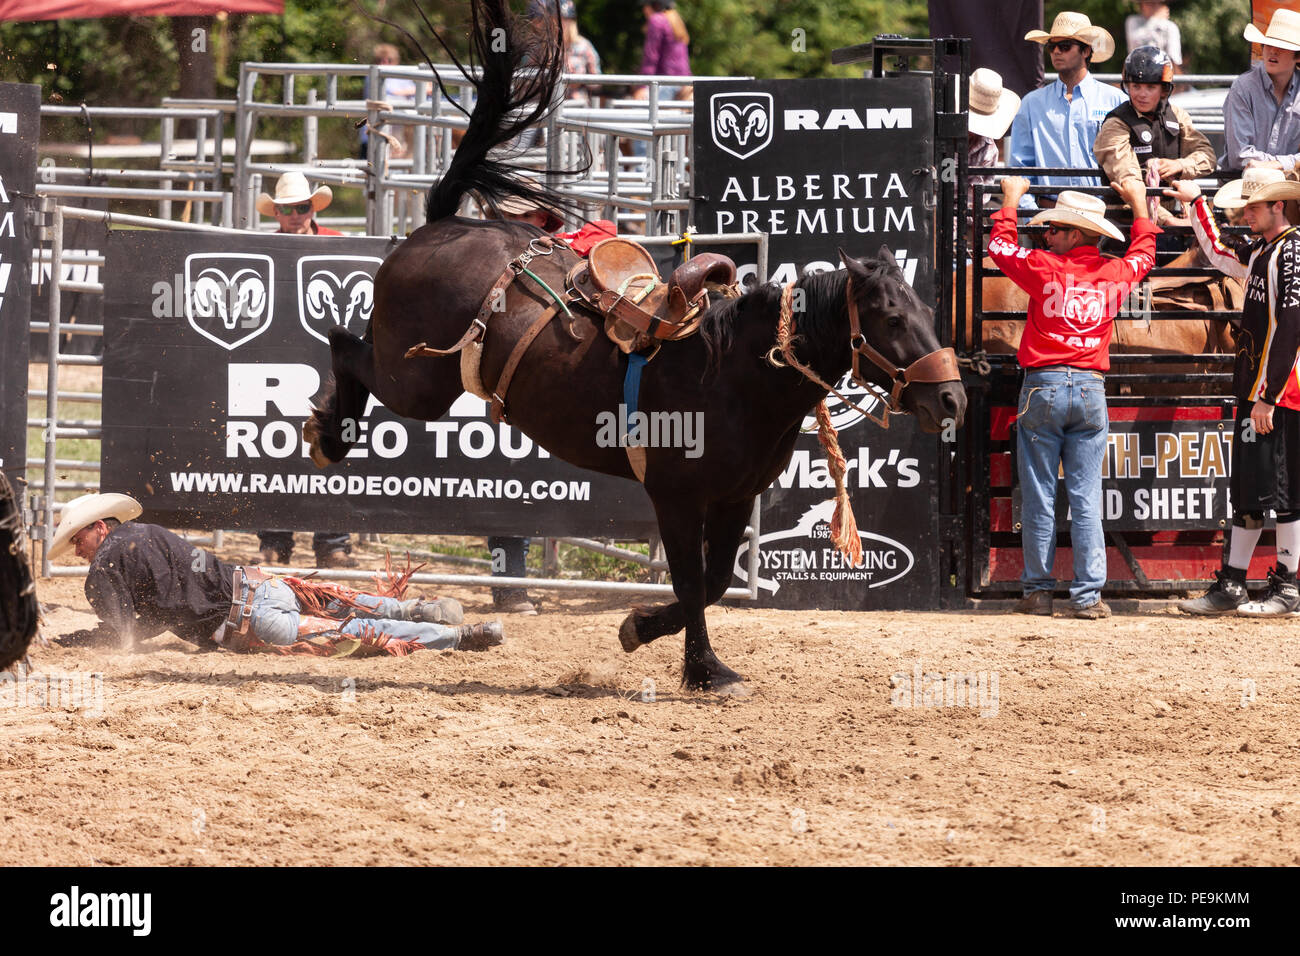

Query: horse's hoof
[618,613,641,653]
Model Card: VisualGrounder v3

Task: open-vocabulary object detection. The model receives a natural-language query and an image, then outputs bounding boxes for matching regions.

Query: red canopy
[0,0,282,20]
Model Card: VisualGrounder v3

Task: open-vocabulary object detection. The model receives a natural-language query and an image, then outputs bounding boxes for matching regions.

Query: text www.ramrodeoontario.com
[170,471,592,501]
[1113,915,1250,929]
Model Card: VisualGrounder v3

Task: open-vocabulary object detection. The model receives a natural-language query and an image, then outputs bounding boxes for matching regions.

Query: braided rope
[770,281,863,567]
[766,282,892,424]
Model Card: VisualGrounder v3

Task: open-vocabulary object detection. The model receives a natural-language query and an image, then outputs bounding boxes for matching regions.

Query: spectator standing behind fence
[989,176,1159,619]
[635,1,690,101]
[966,68,1019,234]
[1125,2,1182,70]
[1094,46,1214,228]
[255,172,354,569]
[361,43,421,160]
[1010,12,1125,201]
[1223,9,1300,173]
[1169,171,1300,616]
[561,1,602,106]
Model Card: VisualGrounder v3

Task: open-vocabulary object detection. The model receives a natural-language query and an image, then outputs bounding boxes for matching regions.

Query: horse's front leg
[616,496,701,652]
[617,494,747,693]
[683,498,754,693]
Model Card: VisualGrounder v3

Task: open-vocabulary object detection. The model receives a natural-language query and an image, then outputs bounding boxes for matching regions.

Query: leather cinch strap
[490,304,563,425]
[407,237,560,361]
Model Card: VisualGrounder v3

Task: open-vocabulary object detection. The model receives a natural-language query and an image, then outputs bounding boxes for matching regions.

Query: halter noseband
[771,276,961,429]
[844,276,962,426]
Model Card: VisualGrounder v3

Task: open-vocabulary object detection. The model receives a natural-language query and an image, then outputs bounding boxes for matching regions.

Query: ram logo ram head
[183,254,275,351]
[710,92,774,160]
[295,256,384,345]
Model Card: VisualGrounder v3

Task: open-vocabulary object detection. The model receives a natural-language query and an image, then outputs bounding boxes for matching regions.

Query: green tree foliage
[577,0,927,80]
[0,0,1260,120]
[1046,0,1251,78]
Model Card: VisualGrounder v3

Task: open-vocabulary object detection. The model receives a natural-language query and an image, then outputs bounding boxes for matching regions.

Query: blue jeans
[243,579,460,649]
[1017,367,1109,608]
[257,531,350,560]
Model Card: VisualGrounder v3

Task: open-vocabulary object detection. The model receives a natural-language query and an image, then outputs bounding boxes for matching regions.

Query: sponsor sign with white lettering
[101,231,658,536]
[1022,417,1234,531]
[0,82,38,486]
[696,78,942,609]
[693,76,934,294]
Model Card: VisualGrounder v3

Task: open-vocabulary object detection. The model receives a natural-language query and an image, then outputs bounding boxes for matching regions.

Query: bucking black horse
[307,0,967,694]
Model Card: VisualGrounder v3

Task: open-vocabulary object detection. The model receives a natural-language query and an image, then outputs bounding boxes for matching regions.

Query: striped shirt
[1188,196,1300,408]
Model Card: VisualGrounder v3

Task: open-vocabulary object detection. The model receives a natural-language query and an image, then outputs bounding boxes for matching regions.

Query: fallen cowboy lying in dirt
[49,492,504,657]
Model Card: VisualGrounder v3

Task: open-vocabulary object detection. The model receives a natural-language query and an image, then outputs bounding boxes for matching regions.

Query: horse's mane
[700,262,899,376]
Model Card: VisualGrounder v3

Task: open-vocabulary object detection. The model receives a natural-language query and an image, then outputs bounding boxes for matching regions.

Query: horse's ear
[877,245,900,271]
[838,247,869,279]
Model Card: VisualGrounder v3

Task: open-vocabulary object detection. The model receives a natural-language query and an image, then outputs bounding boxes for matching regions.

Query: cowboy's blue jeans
[243,579,460,648]
[1017,367,1109,608]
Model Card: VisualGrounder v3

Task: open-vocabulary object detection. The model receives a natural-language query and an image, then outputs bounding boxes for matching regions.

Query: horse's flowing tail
[420,0,575,224]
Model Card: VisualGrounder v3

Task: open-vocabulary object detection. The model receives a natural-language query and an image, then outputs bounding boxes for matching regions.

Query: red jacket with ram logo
[987,206,1160,371]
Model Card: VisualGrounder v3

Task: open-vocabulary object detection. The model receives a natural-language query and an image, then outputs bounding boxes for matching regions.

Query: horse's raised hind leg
[306,327,377,466]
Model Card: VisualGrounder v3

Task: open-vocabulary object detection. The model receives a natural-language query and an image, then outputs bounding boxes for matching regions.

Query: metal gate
[921,47,1251,598]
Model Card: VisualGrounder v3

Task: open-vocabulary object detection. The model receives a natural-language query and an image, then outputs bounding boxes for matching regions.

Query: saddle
[567,238,738,353]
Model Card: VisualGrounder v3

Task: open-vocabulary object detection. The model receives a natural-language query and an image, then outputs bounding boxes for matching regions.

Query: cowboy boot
[402,597,464,625]
[456,620,505,651]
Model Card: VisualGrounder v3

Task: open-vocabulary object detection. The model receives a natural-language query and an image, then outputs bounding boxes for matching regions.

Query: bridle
[771,276,961,429]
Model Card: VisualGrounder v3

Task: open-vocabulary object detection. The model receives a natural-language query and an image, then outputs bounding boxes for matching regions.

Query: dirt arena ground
[4,532,1299,867]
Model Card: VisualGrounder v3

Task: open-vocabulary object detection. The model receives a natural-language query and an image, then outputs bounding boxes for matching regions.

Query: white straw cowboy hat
[1029,190,1125,242]
[1212,166,1298,209]
[47,493,141,560]
[1244,9,1300,53]
[1025,12,1116,63]
[255,171,334,217]
[495,187,564,232]
[967,68,1021,140]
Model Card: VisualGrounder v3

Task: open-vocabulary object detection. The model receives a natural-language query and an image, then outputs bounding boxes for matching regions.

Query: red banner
[0,0,282,20]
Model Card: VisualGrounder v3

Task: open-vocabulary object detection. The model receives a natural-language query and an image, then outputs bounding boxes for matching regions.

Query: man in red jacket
[990,176,1159,618]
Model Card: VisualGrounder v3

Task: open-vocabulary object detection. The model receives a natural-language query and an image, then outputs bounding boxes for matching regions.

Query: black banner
[101,231,658,537]
[1018,414,1234,532]
[0,82,39,489]
[694,77,943,610]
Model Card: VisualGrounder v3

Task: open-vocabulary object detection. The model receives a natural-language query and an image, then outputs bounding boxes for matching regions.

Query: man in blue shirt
[1222,8,1300,172]
[1010,11,1126,196]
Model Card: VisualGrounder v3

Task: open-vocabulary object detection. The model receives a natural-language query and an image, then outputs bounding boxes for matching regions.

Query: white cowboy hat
[1244,9,1300,53]
[494,183,564,232]
[1025,12,1116,63]
[1212,166,1295,209]
[1029,190,1125,243]
[255,171,333,217]
[967,68,1021,140]
[47,492,141,560]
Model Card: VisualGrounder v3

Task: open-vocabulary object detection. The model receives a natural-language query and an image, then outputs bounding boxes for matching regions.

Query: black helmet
[1122,45,1174,96]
